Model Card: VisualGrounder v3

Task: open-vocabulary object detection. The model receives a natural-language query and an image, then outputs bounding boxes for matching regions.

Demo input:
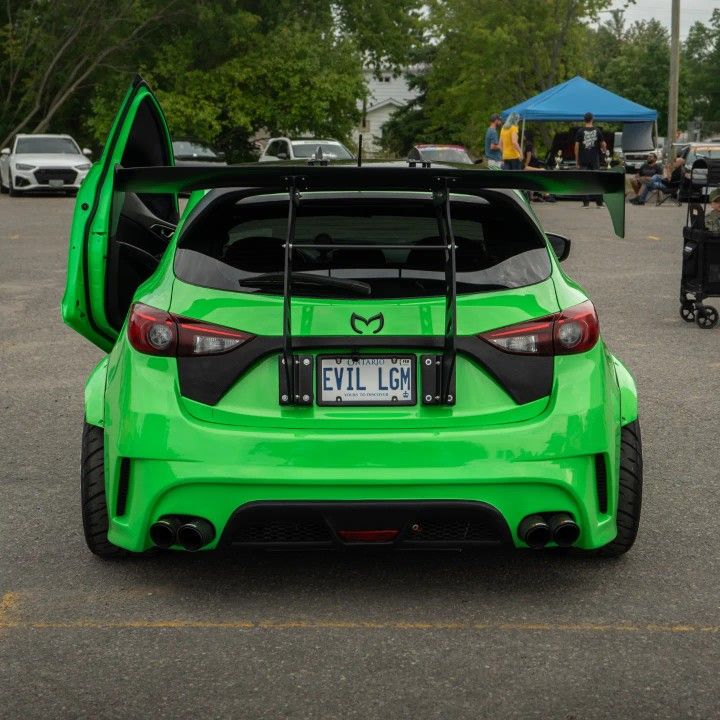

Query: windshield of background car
[174,194,552,299]
[173,141,217,158]
[687,147,720,165]
[419,148,473,164]
[291,142,353,159]
[15,137,79,154]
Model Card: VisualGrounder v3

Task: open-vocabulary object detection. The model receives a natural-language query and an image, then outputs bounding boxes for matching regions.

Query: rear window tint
[174,194,551,299]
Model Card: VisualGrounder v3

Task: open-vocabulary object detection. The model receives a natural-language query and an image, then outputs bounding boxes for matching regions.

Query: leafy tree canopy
[0,0,422,157]
[683,9,720,121]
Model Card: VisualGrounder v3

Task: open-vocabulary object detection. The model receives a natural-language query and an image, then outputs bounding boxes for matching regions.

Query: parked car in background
[0,134,92,196]
[408,144,474,164]
[172,139,226,166]
[679,143,720,197]
[259,137,354,162]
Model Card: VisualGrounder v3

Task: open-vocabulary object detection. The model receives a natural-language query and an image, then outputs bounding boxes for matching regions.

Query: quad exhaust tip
[149,517,182,549]
[177,518,215,551]
[150,517,215,551]
[549,513,581,547]
[519,513,580,549]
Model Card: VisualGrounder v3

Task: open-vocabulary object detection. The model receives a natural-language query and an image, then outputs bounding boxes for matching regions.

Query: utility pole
[666,0,680,162]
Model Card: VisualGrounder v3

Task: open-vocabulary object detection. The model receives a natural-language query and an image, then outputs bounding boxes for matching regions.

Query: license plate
[48,179,64,187]
[317,356,416,406]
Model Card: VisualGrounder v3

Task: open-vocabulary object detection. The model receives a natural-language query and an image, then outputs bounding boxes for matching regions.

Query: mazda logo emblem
[350,312,384,335]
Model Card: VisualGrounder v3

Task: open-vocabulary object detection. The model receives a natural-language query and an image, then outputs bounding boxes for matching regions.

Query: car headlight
[15,163,35,171]
[75,163,91,171]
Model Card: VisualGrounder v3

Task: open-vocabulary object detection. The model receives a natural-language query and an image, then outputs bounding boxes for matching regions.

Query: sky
[603,0,718,38]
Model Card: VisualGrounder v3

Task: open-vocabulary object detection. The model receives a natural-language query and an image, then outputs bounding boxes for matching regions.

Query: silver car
[0,134,92,196]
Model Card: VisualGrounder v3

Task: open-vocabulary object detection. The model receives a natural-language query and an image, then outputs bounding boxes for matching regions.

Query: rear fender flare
[612,356,638,425]
[84,357,109,427]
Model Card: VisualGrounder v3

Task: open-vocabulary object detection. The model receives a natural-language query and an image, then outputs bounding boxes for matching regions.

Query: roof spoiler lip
[114,163,626,238]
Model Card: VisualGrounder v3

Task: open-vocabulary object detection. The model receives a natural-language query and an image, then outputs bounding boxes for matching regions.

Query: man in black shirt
[575,112,607,208]
[629,153,663,195]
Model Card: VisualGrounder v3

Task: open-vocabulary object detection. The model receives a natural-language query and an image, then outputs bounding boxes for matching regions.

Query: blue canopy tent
[500,76,658,156]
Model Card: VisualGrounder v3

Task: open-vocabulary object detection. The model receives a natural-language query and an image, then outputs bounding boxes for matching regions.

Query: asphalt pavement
[1,192,719,719]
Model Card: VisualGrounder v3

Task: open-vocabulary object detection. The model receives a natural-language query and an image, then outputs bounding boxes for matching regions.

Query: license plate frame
[316,354,416,407]
[48,179,64,187]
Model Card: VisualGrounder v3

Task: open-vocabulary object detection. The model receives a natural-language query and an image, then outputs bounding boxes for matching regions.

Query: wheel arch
[611,355,638,425]
[84,356,109,426]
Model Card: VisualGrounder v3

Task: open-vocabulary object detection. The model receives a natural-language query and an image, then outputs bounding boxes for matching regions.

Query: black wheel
[8,172,18,197]
[598,420,643,557]
[81,422,126,558]
[0,169,8,194]
[696,306,718,329]
[680,303,696,323]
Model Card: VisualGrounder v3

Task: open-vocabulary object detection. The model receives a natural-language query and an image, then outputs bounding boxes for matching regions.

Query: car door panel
[62,75,176,351]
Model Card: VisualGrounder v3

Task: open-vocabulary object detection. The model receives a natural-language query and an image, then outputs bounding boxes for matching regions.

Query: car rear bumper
[97,341,628,553]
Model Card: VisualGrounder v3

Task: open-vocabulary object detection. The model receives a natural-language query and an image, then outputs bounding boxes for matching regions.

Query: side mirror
[82,148,92,157]
[276,152,289,160]
[547,233,571,262]
[1,147,10,155]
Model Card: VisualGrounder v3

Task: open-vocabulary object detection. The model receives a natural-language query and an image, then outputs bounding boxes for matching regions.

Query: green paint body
[63,81,638,552]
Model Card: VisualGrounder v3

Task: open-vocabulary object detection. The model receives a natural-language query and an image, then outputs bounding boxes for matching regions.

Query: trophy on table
[554,150,563,169]
[604,148,612,169]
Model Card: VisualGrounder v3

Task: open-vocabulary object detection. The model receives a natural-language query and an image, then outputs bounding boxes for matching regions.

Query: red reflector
[337,529,399,543]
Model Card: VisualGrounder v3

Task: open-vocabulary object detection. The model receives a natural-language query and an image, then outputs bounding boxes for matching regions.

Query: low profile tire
[81,422,126,558]
[696,306,718,329]
[0,172,8,194]
[597,420,643,557]
[8,174,18,197]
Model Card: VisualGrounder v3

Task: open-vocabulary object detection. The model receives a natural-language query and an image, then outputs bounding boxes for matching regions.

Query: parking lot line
[2,591,719,634]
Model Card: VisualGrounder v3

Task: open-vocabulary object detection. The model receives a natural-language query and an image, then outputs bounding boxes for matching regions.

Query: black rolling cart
[679,158,720,329]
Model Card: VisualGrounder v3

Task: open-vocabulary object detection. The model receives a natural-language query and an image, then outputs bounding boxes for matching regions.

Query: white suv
[258,137,354,162]
[0,134,92,196]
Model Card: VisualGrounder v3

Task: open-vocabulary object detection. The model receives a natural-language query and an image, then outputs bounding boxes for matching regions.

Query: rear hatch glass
[174,193,552,299]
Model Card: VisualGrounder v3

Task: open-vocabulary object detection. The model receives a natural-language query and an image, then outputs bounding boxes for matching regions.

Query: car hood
[13,153,88,167]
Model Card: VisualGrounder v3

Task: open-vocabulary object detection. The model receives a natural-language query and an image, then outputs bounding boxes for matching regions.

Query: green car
[62,79,642,558]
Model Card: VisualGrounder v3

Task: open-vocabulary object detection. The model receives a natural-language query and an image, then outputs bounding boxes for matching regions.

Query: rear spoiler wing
[115,163,626,238]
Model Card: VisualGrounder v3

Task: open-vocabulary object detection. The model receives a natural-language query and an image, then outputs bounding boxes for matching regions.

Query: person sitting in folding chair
[629,153,663,196]
[629,157,685,205]
[706,189,720,233]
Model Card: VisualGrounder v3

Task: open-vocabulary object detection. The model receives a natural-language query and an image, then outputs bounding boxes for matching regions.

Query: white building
[354,70,419,156]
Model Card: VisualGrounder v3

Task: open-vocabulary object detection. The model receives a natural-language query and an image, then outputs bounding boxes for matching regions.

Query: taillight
[553,301,600,354]
[128,303,253,357]
[479,301,599,356]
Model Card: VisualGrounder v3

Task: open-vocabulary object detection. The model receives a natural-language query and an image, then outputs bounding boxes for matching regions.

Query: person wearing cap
[484,113,503,170]
[706,188,720,233]
[575,112,607,208]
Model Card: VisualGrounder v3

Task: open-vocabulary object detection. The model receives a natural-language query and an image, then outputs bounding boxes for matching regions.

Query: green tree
[684,9,720,122]
[0,0,180,149]
[602,19,690,134]
[380,0,617,156]
[87,0,424,159]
